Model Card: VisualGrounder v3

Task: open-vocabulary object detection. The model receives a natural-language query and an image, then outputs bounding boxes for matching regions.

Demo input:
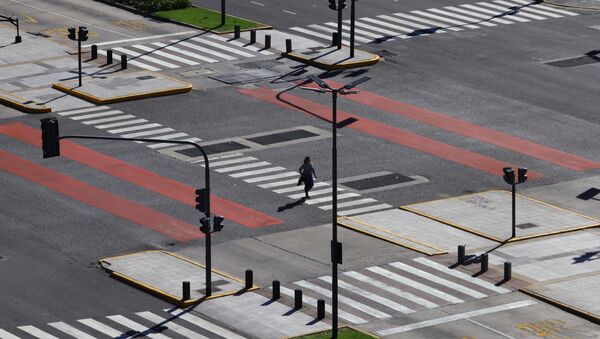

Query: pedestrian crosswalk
[288,0,577,45]
[98,34,274,72]
[275,257,511,324]
[0,309,248,339]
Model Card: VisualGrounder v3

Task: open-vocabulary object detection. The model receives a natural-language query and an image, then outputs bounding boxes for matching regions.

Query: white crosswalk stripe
[319,198,377,210]
[95,118,148,129]
[132,44,200,65]
[190,37,255,57]
[82,114,135,125]
[107,315,173,338]
[77,318,123,337]
[70,110,122,120]
[215,161,271,173]
[304,192,361,204]
[287,187,344,199]
[114,47,179,68]
[57,106,110,116]
[135,312,210,339]
[48,322,97,339]
[244,172,299,183]
[281,257,511,324]
[17,326,59,339]
[107,123,162,134]
[0,329,20,339]
[338,203,394,216]
[151,42,218,63]
[229,166,286,178]
[165,308,249,339]
[209,34,274,55]
[287,1,574,45]
[174,40,238,60]
[210,156,258,167]
[273,181,329,193]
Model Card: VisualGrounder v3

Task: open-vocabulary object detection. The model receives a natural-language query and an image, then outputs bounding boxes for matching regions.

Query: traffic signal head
[328,0,337,10]
[78,27,88,41]
[200,217,210,234]
[213,216,224,232]
[502,167,515,185]
[195,188,208,213]
[67,27,76,41]
[339,0,347,8]
[41,118,60,158]
[518,167,528,184]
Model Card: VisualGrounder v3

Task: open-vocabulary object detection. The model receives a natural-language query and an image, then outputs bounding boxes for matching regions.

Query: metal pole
[331,89,339,338]
[221,0,226,26]
[337,4,342,49]
[512,182,516,238]
[350,0,355,57]
[78,38,82,87]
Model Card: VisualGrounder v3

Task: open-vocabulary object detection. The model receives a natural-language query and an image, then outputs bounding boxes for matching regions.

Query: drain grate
[546,56,600,68]
[175,141,250,157]
[246,129,318,145]
[342,173,415,191]
[516,223,538,229]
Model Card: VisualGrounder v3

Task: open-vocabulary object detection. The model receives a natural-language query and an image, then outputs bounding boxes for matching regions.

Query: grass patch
[292,327,377,339]
[154,6,267,32]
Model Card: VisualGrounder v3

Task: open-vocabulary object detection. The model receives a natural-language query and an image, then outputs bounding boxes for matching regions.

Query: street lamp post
[350,0,357,57]
[40,117,223,298]
[301,74,370,338]
[221,0,226,26]
[502,167,528,238]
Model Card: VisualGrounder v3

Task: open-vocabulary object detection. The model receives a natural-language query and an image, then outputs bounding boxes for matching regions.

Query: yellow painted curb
[520,288,600,325]
[0,89,51,114]
[100,250,258,307]
[284,325,379,339]
[283,50,381,70]
[52,75,192,105]
[337,216,447,256]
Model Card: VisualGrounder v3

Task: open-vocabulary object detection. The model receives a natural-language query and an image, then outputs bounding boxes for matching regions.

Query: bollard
[272,280,280,300]
[285,39,292,53]
[120,54,127,69]
[317,299,325,319]
[250,30,256,44]
[294,289,302,309]
[245,269,253,289]
[182,281,190,300]
[91,45,97,59]
[264,34,271,49]
[106,49,113,64]
[480,253,488,273]
[332,32,339,46]
[504,262,512,281]
[234,25,240,39]
[15,35,21,43]
[458,245,466,265]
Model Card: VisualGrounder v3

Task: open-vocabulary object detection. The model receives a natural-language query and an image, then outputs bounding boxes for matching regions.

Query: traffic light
[67,27,76,41]
[213,216,224,232]
[339,0,347,9]
[518,167,528,184]
[41,118,60,158]
[78,27,88,41]
[328,0,337,9]
[200,217,210,234]
[502,167,515,185]
[195,188,208,213]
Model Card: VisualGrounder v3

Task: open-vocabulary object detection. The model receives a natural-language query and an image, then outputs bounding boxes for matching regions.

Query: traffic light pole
[221,0,226,26]
[511,182,516,238]
[46,132,213,296]
[337,4,343,49]
[331,89,339,338]
[350,0,356,57]
[78,38,82,87]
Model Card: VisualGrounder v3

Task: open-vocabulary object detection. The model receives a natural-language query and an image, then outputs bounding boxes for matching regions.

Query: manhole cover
[237,60,283,69]
[516,223,538,229]
[175,141,250,157]
[210,69,280,84]
[545,56,600,68]
[342,173,415,191]
[246,129,318,145]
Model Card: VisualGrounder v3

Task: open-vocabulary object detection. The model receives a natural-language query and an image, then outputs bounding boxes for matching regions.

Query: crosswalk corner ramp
[283,45,380,70]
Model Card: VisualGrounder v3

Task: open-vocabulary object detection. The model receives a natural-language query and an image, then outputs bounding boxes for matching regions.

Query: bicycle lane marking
[238,87,543,179]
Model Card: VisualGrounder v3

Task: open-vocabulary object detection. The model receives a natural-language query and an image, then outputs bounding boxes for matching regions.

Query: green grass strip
[292,327,377,339]
[154,6,268,32]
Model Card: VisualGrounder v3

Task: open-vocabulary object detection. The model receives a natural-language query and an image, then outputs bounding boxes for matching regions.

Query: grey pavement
[546,0,600,9]
[285,45,380,70]
[0,26,67,65]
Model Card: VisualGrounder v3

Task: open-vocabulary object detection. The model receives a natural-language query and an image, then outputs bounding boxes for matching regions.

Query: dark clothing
[299,163,316,197]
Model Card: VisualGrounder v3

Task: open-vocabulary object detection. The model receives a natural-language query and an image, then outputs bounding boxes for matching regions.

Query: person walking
[298,156,317,199]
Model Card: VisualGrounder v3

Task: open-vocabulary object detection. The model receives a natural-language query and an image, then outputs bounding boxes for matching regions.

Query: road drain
[545,55,600,68]
[339,171,428,193]
[246,129,318,145]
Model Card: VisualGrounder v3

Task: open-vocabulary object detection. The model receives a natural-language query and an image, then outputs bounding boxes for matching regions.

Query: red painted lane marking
[0,149,202,241]
[239,87,543,179]
[302,80,600,172]
[0,123,282,229]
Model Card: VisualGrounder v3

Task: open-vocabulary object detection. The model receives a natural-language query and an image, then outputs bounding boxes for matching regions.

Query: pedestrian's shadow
[277,198,306,212]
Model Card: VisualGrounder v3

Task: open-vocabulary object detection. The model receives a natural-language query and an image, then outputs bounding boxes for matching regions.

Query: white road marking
[215,161,271,173]
[304,193,361,204]
[367,266,464,304]
[95,118,148,129]
[113,47,179,68]
[208,34,273,55]
[482,2,546,20]
[466,318,517,339]
[82,114,136,125]
[273,182,328,193]
[82,31,197,47]
[147,136,201,149]
[288,187,344,199]
[283,10,296,15]
[144,132,189,140]
[378,14,439,31]
[97,49,162,71]
[165,308,249,339]
[70,110,122,120]
[472,3,531,21]
[151,42,219,63]
[376,300,537,335]
[17,326,59,339]
[136,312,209,339]
[443,6,514,25]
[107,315,171,338]
[247,173,298,184]
[48,322,97,339]
[57,106,110,116]
[460,4,528,22]
[0,329,21,339]
[427,8,497,26]
[121,128,175,138]
[250,1,265,5]
[210,156,258,167]
[77,319,124,337]
[108,123,161,134]
[338,204,393,216]
[360,17,418,34]
[319,198,377,210]
[277,286,367,324]
[411,10,480,29]
[132,44,199,65]
[173,41,237,61]
[511,0,578,15]
[346,19,405,37]
[323,22,386,39]
[230,166,286,178]
[495,0,561,17]
[393,12,463,31]
[290,26,350,45]
[190,37,255,57]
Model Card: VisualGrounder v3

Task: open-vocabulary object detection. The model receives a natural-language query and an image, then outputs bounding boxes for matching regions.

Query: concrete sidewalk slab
[401,190,600,242]
[100,251,256,306]
[0,88,50,113]
[284,46,380,70]
[52,70,192,104]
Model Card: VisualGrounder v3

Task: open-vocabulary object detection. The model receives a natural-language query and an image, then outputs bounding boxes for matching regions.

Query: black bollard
[91,45,97,59]
[317,299,325,319]
[264,34,271,49]
[234,25,240,39]
[332,32,339,46]
[182,281,190,300]
[15,35,22,43]
[245,269,253,289]
[285,39,292,53]
[106,49,113,64]
[504,262,512,281]
[272,280,280,300]
[458,245,466,265]
[250,30,256,44]
[294,289,302,309]
[480,253,488,273]
[120,54,127,69]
